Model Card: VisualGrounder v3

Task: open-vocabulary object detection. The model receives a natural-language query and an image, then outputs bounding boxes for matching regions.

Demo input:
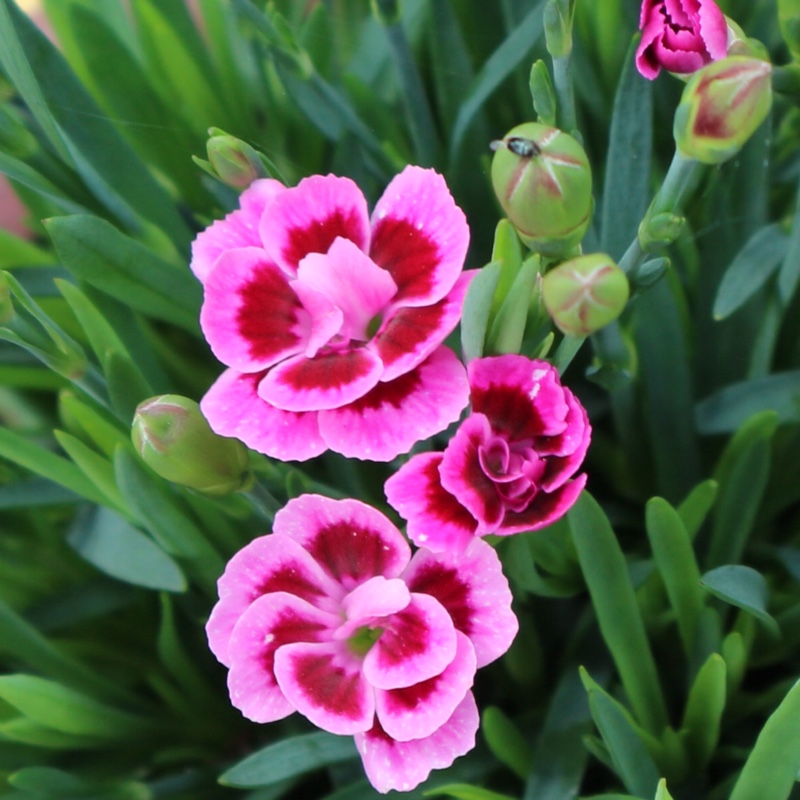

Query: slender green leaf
[700,566,779,635]
[600,37,653,261]
[450,2,545,159]
[481,707,531,780]
[676,480,718,540]
[713,223,788,320]
[426,786,517,800]
[67,505,187,592]
[0,717,109,749]
[220,732,358,787]
[680,653,726,771]
[461,262,502,362]
[0,151,90,215]
[729,678,800,800]
[777,177,800,306]
[0,478,79,509]
[569,492,667,735]
[58,391,130,460]
[46,215,201,334]
[695,371,800,434]
[645,497,703,657]
[654,780,675,800]
[486,255,540,355]
[0,229,57,268]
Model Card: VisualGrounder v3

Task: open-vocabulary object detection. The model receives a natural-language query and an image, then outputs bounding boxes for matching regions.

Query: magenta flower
[636,0,729,80]
[385,355,590,554]
[191,167,473,462]
[206,494,518,794]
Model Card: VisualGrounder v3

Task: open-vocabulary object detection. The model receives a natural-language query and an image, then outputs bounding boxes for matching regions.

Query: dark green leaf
[461,262,502,362]
[681,653,726,771]
[700,566,778,635]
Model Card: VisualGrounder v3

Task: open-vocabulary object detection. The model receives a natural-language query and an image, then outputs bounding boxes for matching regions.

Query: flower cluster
[196,166,592,792]
[206,495,518,793]
[192,166,473,462]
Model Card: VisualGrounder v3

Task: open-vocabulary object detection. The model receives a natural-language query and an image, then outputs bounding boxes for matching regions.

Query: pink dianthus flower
[191,167,473,462]
[636,0,729,80]
[206,494,518,793]
[385,355,590,554]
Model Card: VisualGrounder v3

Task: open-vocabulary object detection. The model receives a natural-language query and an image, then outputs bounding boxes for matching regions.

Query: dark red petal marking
[341,367,421,412]
[380,671,442,711]
[470,381,551,442]
[274,349,377,393]
[370,217,440,303]
[372,302,446,369]
[235,263,304,362]
[283,209,366,270]
[252,563,326,604]
[418,454,480,534]
[307,520,403,584]
[405,563,474,637]
[373,606,429,667]
[259,608,329,677]
[290,651,370,720]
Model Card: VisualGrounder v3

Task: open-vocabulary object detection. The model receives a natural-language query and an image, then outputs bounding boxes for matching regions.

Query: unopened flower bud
[674,56,772,165]
[206,128,266,189]
[491,122,592,258]
[132,395,252,495]
[542,253,629,336]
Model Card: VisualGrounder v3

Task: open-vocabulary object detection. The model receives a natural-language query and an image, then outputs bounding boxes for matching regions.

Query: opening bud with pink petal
[132,394,253,496]
[204,128,267,189]
[542,253,629,336]
[490,122,592,258]
[673,55,773,165]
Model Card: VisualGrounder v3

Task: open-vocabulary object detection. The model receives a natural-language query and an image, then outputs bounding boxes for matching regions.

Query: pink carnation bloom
[385,355,590,554]
[206,494,518,794]
[191,167,474,462]
[636,0,728,80]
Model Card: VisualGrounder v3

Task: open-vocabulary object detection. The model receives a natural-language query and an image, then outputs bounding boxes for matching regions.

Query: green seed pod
[674,56,772,165]
[206,128,265,189]
[132,395,253,496]
[491,122,593,258]
[542,253,629,336]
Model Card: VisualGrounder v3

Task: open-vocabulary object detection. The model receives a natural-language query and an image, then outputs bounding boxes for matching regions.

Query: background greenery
[0,0,799,798]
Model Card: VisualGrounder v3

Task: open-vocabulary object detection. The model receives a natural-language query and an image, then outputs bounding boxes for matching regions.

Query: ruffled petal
[375,630,476,741]
[370,271,475,382]
[260,174,370,275]
[258,348,383,412]
[469,356,569,440]
[370,166,469,307]
[438,413,505,533]
[207,533,342,666]
[539,390,591,491]
[200,369,326,462]
[362,594,457,690]
[296,238,397,342]
[497,473,588,536]
[274,641,375,735]
[355,692,479,794]
[337,576,411,640]
[274,495,411,590]
[636,17,667,79]
[403,538,519,668]
[384,452,478,553]
[318,346,470,462]
[190,179,285,283]
[201,247,307,373]
[226,592,337,723]
[698,0,729,59]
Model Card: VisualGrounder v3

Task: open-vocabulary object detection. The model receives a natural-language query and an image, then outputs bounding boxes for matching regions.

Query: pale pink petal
[200,369,326,462]
[274,495,411,589]
[274,641,375,735]
[260,174,370,275]
[362,594,457,690]
[201,247,307,373]
[370,271,475,382]
[319,346,470,462]
[190,178,285,283]
[384,452,478,553]
[226,592,337,723]
[334,577,410,641]
[207,533,342,666]
[498,474,587,536]
[258,348,383,412]
[469,356,569,440]
[370,166,469,307]
[289,282,343,358]
[355,692,479,794]
[439,414,504,533]
[403,539,519,668]
[698,0,728,59]
[375,631,476,741]
[296,238,397,342]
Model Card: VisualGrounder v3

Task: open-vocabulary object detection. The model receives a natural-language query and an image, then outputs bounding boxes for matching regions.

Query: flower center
[347,624,384,657]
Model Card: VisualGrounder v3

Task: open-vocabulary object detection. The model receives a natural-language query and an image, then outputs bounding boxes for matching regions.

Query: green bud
[542,253,629,336]
[638,211,685,253]
[491,122,593,258]
[206,128,266,188]
[132,395,252,496]
[674,56,772,165]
